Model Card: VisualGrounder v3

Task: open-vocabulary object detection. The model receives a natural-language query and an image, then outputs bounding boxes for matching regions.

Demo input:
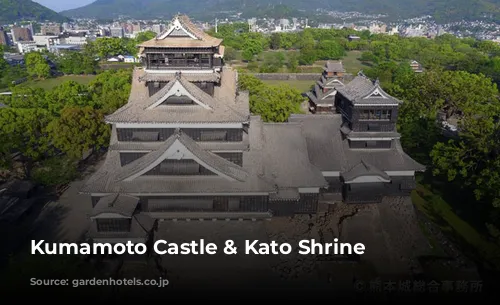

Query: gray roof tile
[289,114,425,173]
[342,160,391,182]
[261,123,327,188]
[105,68,249,124]
[324,61,346,73]
[114,129,249,182]
[82,114,328,195]
[336,72,402,105]
[91,194,139,217]
[289,114,346,171]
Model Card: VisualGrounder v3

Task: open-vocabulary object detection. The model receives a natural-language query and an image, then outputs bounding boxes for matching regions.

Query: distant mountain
[61,0,500,23]
[0,0,69,23]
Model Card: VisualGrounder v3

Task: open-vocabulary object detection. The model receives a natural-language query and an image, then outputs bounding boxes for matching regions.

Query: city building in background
[152,24,164,35]
[0,28,9,45]
[110,27,124,38]
[41,23,62,35]
[11,27,33,43]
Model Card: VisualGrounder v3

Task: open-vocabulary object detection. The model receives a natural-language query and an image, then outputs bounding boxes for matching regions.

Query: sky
[34,0,95,12]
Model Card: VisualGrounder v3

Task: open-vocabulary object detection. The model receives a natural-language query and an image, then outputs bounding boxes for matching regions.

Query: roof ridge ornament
[374,77,380,86]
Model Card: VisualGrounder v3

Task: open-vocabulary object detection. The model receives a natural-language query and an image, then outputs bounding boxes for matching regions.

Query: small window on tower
[131,131,159,141]
[200,131,227,141]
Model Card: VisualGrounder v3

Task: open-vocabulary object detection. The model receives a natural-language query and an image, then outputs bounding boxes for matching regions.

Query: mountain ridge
[0,0,69,23]
[60,0,500,23]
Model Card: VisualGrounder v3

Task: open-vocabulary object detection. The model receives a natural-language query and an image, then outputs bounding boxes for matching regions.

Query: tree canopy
[238,74,303,122]
[0,69,131,181]
[24,52,50,79]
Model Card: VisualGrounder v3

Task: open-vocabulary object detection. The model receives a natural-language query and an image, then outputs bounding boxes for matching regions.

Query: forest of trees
[0,69,131,185]
[209,23,500,85]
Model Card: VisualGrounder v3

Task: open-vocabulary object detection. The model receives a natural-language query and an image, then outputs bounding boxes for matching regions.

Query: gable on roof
[325,78,344,87]
[147,78,212,109]
[336,73,402,105]
[363,87,388,99]
[138,15,222,49]
[324,61,345,73]
[145,74,217,110]
[91,194,140,219]
[342,160,391,184]
[321,90,337,100]
[158,17,199,40]
[115,130,249,183]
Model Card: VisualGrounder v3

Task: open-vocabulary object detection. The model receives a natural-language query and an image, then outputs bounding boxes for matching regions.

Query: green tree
[270,33,281,50]
[430,103,500,207]
[56,51,97,75]
[238,74,302,122]
[0,108,52,177]
[259,52,285,73]
[47,106,110,159]
[32,156,80,186]
[90,37,128,58]
[224,46,239,61]
[316,40,345,60]
[298,30,317,65]
[241,39,263,62]
[249,84,303,122]
[88,69,132,113]
[6,86,47,109]
[45,81,92,115]
[135,30,157,43]
[24,52,50,79]
[286,52,299,72]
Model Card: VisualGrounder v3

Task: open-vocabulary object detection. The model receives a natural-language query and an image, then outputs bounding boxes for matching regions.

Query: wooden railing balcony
[146,58,213,70]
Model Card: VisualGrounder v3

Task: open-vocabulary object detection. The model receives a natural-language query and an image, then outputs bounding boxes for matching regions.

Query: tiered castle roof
[336,72,402,106]
[289,114,425,183]
[81,116,327,195]
[106,69,247,124]
[138,15,222,49]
